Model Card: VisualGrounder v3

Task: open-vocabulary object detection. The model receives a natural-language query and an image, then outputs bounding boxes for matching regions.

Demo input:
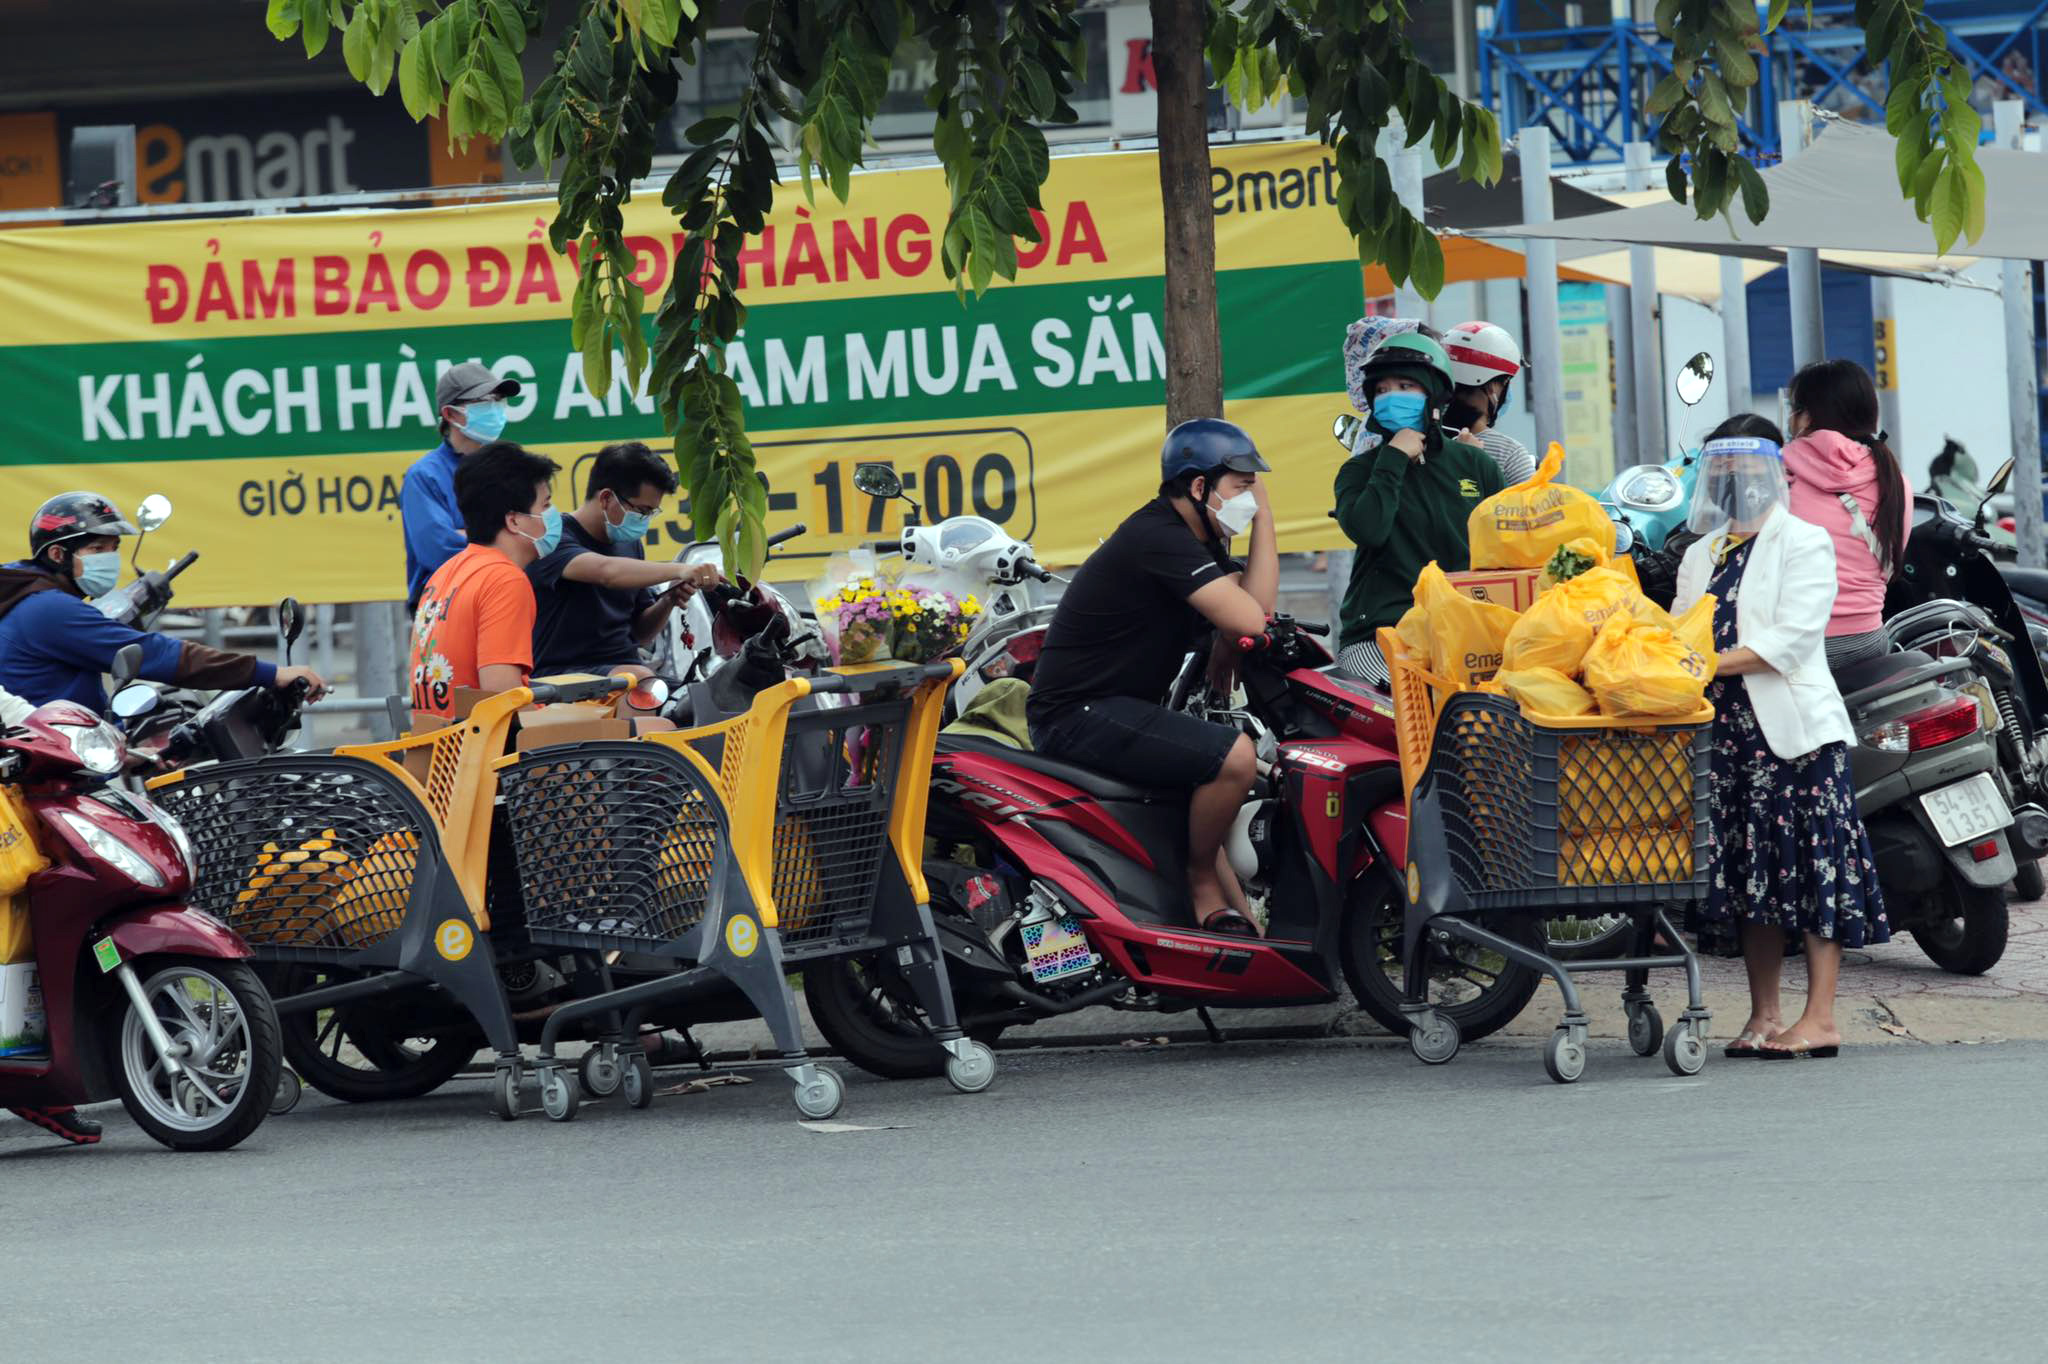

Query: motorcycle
[799,614,1543,1077]
[848,461,1061,719]
[92,494,193,632]
[109,597,316,772]
[0,700,283,1149]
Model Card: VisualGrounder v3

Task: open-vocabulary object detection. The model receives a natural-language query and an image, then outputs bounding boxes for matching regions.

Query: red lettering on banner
[242,259,293,318]
[833,218,878,281]
[736,226,777,289]
[355,253,399,313]
[404,250,450,310]
[312,255,351,315]
[467,246,511,307]
[1058,201,1107,265]
[1121,39,1156,94]
[784,215,829,286]
[146,265,189,324]
[884,215,930,276]
[1017,209,1053,269]
[193,262,239,322]
[513,242,562,304]
[625,235,667,295]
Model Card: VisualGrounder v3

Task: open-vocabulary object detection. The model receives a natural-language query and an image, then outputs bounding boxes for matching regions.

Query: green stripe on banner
[1,262,1359,466]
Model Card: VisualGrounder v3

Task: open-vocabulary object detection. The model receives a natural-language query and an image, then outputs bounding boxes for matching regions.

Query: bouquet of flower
[813,574,896,664]
[892,585,983,662]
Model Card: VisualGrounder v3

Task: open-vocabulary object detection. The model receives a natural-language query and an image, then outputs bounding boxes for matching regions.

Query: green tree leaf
[301,0,331,56]
[1666,153,1689,203]
[266,0,298,40]
[1409,221,1444,297]
[399,35,439,121]
[1732,154,1769,223]
[1646,73,1686,116]
[1929,162,1962,253]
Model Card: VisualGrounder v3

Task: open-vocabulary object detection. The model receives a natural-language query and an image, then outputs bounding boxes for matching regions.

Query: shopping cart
[147,679,632,1113]
[493,658,993,1122]
[1379,629,1715,1083]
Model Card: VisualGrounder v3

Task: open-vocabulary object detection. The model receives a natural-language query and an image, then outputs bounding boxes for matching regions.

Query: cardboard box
[1447,568,1542,613]
[513,703,631,752]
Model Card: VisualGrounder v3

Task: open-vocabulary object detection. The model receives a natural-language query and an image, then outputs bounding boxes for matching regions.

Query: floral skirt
[1686,677,1890,956]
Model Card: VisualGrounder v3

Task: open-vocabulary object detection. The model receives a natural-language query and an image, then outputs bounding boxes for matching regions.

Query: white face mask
[1208,487,1258,536]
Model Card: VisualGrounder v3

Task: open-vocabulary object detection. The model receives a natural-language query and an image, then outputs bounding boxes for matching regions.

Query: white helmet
[1442,321,1524,390]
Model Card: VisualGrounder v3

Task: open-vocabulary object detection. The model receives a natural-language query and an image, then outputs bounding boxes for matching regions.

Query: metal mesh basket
[496,742,731,948]
[1425,692,1713,911]
[764,695,909,952]
[150,757,439,957]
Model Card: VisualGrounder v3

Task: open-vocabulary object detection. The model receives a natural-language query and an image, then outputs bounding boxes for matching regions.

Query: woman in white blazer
[1673,431,1889,1061]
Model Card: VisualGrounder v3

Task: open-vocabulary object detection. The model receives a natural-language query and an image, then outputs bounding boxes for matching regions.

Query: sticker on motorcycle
[725,915,760,958]
[1406,864,1421,904]
[93,938,121,973]
[435,919,474,962]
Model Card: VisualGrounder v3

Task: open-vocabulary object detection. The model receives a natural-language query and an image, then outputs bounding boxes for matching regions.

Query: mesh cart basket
[493,659,992,1123]
[1379,629,1716,1084]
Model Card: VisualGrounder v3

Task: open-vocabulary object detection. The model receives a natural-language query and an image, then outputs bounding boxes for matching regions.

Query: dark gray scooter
[1838,646,2040,974]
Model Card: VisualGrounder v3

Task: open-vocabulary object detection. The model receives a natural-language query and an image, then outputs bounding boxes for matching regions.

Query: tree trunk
[1149,0,1223,427]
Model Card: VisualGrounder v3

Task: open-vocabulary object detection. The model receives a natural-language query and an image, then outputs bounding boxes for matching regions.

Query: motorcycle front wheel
[1340,873,1542,1041]
[109,957,281,1152]
[804,954,1005,1080]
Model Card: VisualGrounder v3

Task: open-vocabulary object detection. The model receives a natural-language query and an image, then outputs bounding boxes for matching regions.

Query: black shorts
[1029,695,1241,789]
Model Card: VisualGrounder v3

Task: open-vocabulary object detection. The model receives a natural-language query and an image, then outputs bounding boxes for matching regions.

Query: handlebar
[766,522,807,549]
[867,539,902,553]
[164,550,199,580]
[1022,562,1054,583]
[1235,617,1330,652]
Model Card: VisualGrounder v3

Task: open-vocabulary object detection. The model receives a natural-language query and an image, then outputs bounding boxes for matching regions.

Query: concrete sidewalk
[679,891,2048,1061]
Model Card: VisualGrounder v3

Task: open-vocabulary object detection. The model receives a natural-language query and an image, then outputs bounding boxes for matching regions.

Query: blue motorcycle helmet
[1160,417,1270,485]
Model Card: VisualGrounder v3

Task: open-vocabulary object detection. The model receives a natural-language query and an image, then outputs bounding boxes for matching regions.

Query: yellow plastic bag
[1582,617,1715,718]
[1414,562,1520,686]
[0,897,31,965]
[0,786,48,901]
[1497,667,1597,718]
[1502,567,1641,675]
[1467,443,1618,569]
[1393,604,1432,660]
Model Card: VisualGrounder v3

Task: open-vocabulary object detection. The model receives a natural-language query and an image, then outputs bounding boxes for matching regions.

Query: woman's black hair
[1705,412,1785,445]
[455,441,562,544]
[1787,359,1905,574]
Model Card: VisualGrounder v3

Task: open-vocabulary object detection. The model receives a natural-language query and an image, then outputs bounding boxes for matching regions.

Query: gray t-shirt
[1479,430,1536,486]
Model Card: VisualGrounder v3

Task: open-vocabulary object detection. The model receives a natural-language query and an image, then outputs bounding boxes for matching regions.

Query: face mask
[73,551,120,599]
[1445,397,1488,432]
[458,400,509,442]
[1713,482,1777,524]
[516,505,562,557]
[605,498,651,546]
[1372,391,1430,433]
[1207,488,1259,536]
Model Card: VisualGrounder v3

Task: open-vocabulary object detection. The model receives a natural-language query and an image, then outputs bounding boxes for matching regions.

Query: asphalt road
[8,1035,2046,1362]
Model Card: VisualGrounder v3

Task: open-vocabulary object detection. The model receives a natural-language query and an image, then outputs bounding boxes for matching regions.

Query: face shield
[1686,436,1789,536]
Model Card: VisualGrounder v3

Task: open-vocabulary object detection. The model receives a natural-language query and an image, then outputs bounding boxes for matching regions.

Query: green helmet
[1360,332,1454,411]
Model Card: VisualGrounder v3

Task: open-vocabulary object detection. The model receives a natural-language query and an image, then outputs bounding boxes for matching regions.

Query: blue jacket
[401,441,467,608]
[0,564,276,711]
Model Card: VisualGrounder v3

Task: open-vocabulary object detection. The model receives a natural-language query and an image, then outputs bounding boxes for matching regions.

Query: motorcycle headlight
[1612,465,1685,513]
[52,809,165,889]
[51,719,125,775]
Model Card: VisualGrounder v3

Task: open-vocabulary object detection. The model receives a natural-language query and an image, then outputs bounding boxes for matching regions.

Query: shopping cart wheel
[1543,1029,1586,1084]
[1662,1021,1706,1077]
[540,1066,580,1122]
[1407,1012,1461,1065]
[579,1047,623,1100]
[944,1040,997,1095]
[490,1066,522,1121]
[794,1067,846,1121]
[1626,1003,1664,1058]
[622,1053,655,1110]
[270,1067,303,1116]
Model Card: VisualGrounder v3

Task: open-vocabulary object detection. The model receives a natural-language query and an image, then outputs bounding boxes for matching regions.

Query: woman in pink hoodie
[1782,360,1912,668]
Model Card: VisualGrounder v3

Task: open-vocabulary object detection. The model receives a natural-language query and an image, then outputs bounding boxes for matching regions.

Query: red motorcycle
[803,615,1542,1075]
[0,701,281,1150]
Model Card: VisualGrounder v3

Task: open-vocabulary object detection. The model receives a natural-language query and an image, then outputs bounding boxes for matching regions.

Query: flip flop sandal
[1201,910,1259,938]
[1723,1030,1776,1058]
[1758,1040,1840,1060]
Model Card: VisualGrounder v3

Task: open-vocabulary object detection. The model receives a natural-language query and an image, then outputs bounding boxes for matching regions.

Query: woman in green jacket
[1333,331,1504,683]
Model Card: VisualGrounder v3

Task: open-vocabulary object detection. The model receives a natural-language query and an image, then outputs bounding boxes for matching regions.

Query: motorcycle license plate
[1920,773,2011,847]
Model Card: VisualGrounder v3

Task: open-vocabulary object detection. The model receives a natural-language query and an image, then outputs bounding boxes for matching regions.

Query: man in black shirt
[528,442,721,677]
[1027,418,1278,936]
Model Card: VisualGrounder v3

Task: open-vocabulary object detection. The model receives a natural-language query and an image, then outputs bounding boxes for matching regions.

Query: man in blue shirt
[0,492,326,711]
[401,361,522,611]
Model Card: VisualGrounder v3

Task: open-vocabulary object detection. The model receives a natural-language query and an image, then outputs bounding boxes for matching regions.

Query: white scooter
[849,462,1061,718]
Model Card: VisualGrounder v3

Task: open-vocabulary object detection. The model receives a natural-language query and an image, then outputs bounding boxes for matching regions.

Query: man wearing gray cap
[400,361,522,611]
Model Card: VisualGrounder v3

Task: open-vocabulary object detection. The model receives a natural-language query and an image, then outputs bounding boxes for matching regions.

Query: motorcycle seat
[936,734,1181,802]
[1999,563,2048,604]
[1833,647,1937,696]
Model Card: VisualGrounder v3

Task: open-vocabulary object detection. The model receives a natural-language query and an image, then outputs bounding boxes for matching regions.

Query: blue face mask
[606,499,651,546]
[518,505,562,557]
[1371,390,1430,433]
[459,400,509,442]
[74,550,120,599]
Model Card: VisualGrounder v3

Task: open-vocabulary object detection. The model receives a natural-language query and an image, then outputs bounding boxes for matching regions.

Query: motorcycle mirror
[1673,353,1715,406]
[1985,458,2015,500]
[852,463,903,499]
[276,598,304,662]
[625,677,671,712]
[110,682,158,721]
[1333,413,1363,449]
[111,641,144,687]
[135,494,173,533]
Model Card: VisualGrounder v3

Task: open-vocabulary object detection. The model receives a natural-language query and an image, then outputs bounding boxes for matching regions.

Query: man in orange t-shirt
[408,442,562,718]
